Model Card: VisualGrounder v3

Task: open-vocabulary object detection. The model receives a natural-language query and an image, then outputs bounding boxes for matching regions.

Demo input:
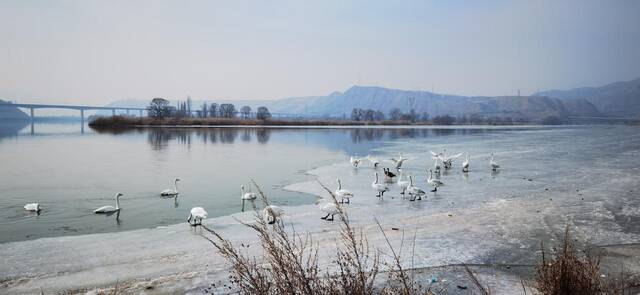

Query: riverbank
[88,115,527,128]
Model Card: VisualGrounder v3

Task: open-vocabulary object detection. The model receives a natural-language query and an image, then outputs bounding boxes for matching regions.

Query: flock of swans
[21,150,502,228]
[303,149,502,222]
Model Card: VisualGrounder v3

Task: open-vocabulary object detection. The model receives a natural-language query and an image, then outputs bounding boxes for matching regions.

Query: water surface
[1,122,635,244]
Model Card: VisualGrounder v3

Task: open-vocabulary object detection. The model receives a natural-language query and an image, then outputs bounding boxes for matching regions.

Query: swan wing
[336,189,352,196]
[191,207,208,218]
[449,153,463,159]
[160,189,176,195]
[94,206,116,213]
[321,203,339,214]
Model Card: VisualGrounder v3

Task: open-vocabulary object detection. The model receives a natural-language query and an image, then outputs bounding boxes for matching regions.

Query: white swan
[94,193,122,213]
[462,154,470,172]
[335,178,354,204]
[187,207,208,226]
[443,152,462,169]
[396,172,410,195]
[427,169,444,192]
[160,178,180,196]
[433,158,442,175]
[263,205,284,224]
[407,175,426,201]
[430,150,441,160]
[241,185,258,212]
[390,154,408,169]
[350,156,361,168]
[24,203,41,212]
[372,172,389,198]
[319,203,340,221]
[366,155,381,168]
[431,149,461,169]
[490,153,500,171]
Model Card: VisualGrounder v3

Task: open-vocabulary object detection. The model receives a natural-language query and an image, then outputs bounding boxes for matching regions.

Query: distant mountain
[0,100,29,120]
[268,86,599,121]
[103,78,640,121]
[535,78,640,117]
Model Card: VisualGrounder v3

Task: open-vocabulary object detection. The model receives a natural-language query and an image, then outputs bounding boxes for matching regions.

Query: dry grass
[200,179,379,294]
[534,227,637,295]
[200,180,443,294]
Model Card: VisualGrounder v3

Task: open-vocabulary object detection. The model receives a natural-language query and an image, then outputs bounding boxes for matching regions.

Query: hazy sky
[1,0,639,105]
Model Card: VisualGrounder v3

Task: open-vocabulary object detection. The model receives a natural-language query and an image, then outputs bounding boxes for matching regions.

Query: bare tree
[148,98,171,119]
[201,103,208,118]
[219,103,236,118]
[351,108,362,121]
[256,106,271,120]
[240,106,252,119]
[209,103,218,118]
[186,96,192,117]
[363,109,375,121]
[373,110,385,121]
[389,108,402,120]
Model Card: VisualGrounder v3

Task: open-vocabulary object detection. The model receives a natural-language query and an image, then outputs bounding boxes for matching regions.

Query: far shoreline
[88,115,555,130]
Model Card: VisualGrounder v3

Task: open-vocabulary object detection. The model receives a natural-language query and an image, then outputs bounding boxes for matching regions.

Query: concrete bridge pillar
[80,109,85,123]
[30,108,34,121]
[139,109,143,117]
[126,109,130,116]
[112,109,116,116]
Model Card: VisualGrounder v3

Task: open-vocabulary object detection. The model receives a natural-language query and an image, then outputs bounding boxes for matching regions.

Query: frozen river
[1,123,639,293]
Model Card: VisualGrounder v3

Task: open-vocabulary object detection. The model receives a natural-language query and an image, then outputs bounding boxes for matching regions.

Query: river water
[1,123,638,245]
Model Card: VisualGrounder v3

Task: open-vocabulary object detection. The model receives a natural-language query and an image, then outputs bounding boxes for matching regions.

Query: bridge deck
[0,103,145,111]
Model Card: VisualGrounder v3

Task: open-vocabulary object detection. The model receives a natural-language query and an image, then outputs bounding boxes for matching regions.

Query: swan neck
[337,180,342,190]
[115,196,120,209]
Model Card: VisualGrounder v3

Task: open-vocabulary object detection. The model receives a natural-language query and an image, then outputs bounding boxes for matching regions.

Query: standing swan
[396,172,410,195]
[263,205,284,224]
[160,178,180,196]
[433,158,442,175]
[24,203,41,213]
[350,156,361,168]
[462,154,470,172]
[371,172,389,198]
[490,153,500,171]
[319,203,340,221]
[94,193,123,213]
[240,185,258,212]
[390,154,408,169]
[335,178,354,204]
[407,175,426,201]
[187,207,208,226]
[427,169,444,192]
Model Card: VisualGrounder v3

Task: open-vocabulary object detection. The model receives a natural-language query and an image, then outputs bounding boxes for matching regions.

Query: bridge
[0,102,147,123]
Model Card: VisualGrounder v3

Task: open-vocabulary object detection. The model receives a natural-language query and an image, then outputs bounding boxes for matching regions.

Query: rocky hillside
[536,78,640,117]
[269,86,599,121]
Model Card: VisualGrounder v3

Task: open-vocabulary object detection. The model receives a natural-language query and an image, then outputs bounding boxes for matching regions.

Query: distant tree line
[147,97,551,125]
[147,98,271,120]
[349,107,539,125]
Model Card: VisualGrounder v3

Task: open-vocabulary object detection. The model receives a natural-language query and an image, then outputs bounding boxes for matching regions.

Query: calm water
[0,122,636,244]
